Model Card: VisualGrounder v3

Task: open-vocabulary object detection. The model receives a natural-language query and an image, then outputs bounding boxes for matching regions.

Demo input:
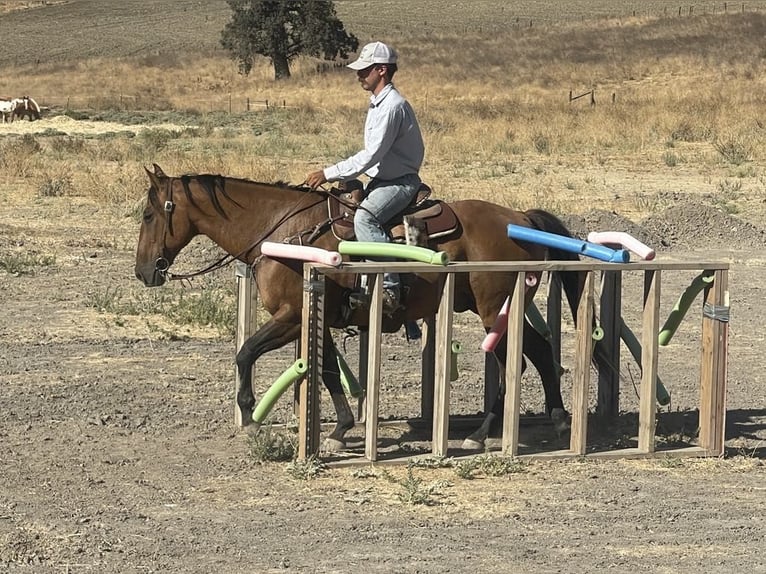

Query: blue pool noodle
[507,224,630,263]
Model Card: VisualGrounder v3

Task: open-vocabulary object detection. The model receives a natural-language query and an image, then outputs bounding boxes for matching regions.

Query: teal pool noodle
[507,224,630,263]
[333,341,364,399]
[619,320,671,406]
[338,241,450,266]
[658,272,715,346]
[252,359,308,424]
[526,302,552,342]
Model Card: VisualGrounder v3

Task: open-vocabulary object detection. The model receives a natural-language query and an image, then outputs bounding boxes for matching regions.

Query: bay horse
[134,164,588,451]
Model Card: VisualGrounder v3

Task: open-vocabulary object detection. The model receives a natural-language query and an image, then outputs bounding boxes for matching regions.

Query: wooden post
[638,270,661,453]
[234,261,257,426]
[432,273,455,457]
[570,271,594,455]
[597,270,622,416]
[364,273,384,461]
[420,315,436,423]
[699,269,729,455]
[502,272,527,456]
[298,266,324,459]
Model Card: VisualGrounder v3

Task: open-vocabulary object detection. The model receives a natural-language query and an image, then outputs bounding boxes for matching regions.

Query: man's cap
[346,41,398,70]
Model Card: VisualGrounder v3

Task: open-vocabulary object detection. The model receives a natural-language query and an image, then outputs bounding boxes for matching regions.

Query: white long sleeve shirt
[324,83,424,182]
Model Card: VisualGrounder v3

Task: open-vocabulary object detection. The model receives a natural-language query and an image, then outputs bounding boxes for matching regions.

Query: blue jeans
[354,173,420,290]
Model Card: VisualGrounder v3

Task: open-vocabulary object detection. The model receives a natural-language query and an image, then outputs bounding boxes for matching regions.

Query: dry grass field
[1,1,766,573]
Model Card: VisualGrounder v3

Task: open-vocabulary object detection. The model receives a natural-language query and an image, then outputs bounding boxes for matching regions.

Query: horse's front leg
[320,333,355,453]
[236,315,301,426]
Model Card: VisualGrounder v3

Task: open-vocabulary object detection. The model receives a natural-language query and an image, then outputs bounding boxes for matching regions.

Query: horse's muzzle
[134,259,168,287]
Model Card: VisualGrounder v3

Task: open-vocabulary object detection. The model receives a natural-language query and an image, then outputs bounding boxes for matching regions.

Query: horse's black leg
[462,330,528,450]
[463,319,569,450]
[236,316,301,425]
[320,335,355,452]
[520,321,570,434]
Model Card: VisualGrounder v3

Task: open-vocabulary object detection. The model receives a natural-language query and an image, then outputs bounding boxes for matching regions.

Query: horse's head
[134,164,197,287]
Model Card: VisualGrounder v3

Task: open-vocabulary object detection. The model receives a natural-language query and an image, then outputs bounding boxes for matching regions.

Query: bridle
[152,176,331,282]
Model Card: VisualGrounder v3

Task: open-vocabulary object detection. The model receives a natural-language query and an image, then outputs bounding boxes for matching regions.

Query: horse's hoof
[461,438,485,451]
[321,437,346,453]
[551,408,570,435]
[247,421,262,435]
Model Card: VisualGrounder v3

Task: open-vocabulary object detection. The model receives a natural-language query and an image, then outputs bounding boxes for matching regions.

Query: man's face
[356,64,386,93]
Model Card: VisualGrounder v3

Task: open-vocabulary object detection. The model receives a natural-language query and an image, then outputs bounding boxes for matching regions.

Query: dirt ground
[1,114,766,573]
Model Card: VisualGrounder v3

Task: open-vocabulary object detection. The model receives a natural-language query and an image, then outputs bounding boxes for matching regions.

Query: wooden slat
[234,262,257,426]
[432,273,455,457]
[298,266,323,459]
[638,270,661,452]
[420,315,436,423]
[597,270,622,416]
[699,269,729,455]
[502,272,527,456]
[364,274,384,461]
[319,260,729,275]
[570,271,594,455]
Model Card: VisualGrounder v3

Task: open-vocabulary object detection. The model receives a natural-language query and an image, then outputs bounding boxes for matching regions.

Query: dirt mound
[641,200,766,251]
[560,202,765,254]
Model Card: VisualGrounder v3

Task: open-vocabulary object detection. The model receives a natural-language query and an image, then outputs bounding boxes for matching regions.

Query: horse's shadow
[327,408,766,460]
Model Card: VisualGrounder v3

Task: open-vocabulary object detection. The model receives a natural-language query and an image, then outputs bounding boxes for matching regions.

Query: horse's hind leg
[236,315,301,426]
[462,320,568,450]
[462,331,528,450]
[521,321,570,434]
[320,334,355,452]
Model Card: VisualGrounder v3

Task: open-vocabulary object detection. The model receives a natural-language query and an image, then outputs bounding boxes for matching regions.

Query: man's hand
[305,170,327,190]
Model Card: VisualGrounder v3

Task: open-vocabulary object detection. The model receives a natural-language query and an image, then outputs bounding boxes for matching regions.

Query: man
[306,41,425,314]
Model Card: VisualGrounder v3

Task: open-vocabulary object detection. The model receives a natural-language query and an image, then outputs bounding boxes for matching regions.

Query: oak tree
[220,0,359,80]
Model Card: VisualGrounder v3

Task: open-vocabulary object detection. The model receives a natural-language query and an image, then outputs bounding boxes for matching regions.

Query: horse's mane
[148,173,316,219]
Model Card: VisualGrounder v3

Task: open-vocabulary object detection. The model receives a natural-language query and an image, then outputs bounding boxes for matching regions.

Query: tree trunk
[273,53,291,80]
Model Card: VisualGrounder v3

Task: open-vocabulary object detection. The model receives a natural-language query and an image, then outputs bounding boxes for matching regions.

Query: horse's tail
[524,208,584,325]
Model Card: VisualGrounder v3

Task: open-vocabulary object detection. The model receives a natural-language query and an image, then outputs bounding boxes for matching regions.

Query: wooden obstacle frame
[236,259,729,465]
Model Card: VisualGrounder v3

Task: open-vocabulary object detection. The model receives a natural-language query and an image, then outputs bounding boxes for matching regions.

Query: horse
[11,96,41,121]
[134,164,590,452]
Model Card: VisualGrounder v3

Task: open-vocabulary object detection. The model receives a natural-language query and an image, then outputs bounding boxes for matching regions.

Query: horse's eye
[143,211,153,223]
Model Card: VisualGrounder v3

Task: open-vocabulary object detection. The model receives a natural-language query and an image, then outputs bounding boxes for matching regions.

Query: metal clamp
[703,303,730,323]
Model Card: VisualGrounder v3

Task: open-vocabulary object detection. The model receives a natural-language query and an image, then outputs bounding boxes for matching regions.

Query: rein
[154,177,330,282]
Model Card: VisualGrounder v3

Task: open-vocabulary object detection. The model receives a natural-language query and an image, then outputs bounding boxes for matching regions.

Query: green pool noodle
[525,302,564,377]
[332,341,364,399]
[252,359,308,424]
[619,320,671,406]
[658,272,715,346]
[450,340,462,382]
[338,241,450,266]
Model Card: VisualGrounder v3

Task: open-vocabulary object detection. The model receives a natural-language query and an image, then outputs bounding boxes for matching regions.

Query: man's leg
[354,175,420,305]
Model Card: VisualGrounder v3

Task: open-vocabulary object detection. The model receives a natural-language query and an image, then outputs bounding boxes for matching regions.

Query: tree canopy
[220,0,359,80]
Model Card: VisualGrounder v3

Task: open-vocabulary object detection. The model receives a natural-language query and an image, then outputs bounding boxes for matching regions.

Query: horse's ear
[144,164,166,188]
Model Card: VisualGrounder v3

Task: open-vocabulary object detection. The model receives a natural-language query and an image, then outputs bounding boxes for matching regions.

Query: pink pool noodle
[481,273,538,353]
[586,231,655,261]
[261,241,343,267]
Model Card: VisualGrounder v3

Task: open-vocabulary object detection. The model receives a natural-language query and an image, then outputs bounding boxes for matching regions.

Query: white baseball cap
[346,41,398,70]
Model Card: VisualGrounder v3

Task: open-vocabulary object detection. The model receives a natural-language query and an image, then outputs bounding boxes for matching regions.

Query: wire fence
[35,94,290,115]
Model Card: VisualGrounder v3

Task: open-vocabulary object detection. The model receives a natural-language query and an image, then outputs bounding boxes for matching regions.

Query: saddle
[327,180,460,244]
